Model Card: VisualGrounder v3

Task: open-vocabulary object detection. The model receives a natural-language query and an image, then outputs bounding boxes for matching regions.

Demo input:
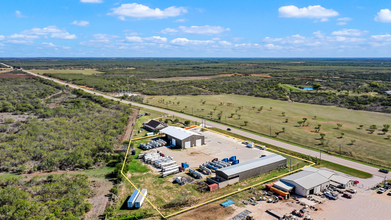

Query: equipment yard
[225,172,390,220]
[158,127,273,168]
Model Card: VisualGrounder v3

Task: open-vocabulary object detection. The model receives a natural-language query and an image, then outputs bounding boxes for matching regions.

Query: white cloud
[333,36,365,43]
[160,28,178,34]
[331,29,368,36]
[43,42,71,49]
[15,10,26,18]
[126,36,143,42]
[92,34,119,42]
[313,31,325,38]
[278,5,339,19]
[375,9,391,22]
[219,41,232,46]
[264,44,283,50]
[21,26,77,39]
[337,22,347,25]
[0,35,4,40]
[338,17,352,21]
[80,0,102,3]
[178,25,230,34]
[109,3,187,19]
[371,34,391,41]
[212,37,221,41]
[71,20,89,27]
[51,32,77,39]
[9,34,39,39]
[144,36,167,43]
[175,18,187,22]
[263,37,282,42]
[170,38,214,45]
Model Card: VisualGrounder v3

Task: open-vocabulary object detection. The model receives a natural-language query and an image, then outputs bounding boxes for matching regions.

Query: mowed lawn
[146,94,391,167]
[31,69,103,75]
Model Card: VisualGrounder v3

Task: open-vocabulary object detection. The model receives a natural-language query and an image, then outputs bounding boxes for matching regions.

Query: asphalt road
[19,67,388,178]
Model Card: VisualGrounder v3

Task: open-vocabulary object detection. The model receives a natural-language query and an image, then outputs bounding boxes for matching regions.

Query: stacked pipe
[189,169,202,179]
[199,165,212,175]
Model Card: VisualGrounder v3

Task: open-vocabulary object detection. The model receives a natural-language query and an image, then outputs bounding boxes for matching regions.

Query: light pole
[339,143,342,155]
[319,148,323,164]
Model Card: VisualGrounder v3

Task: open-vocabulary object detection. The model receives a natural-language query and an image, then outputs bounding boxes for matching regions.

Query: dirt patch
[250,74,272,78]
[0,74,35,78]
[86,178,114,220]
[149,74,236,82]
[117,108,140,150]
[171,202,235,220]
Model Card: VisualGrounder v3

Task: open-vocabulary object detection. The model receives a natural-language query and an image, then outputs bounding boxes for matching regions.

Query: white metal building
[281,171,330,197]
[160,126,204,149]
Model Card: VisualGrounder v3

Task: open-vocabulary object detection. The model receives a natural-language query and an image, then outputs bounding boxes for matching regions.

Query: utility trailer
[127,189,140,208]
[134,189,148,208]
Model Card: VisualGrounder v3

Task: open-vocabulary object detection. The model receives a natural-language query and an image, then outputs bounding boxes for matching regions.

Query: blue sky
[1,0,391,57]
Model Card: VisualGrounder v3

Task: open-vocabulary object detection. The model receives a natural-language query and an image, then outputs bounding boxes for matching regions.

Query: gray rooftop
[218,154,286,177]
[281,170,330,189]
[330,175,352,185]
[160,126,201,140]
[273,181,294,192]
[302,167,335,179]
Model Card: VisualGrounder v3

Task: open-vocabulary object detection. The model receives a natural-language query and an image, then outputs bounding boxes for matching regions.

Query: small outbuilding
[160,126,204,149]
[143,120,167,132]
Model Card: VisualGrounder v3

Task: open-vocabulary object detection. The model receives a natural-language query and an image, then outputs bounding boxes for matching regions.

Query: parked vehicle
[379,169,389,174]
[378,188,386,194]
[387,191,391,196]
[342,193,352,199]
[337,184,346,189]
[346,189,357,194]
[227,128,231,131]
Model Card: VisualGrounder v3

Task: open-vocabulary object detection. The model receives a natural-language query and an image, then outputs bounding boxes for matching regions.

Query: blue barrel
[232,160,239,165]
[229,156,236,161]
[222,158,228,162]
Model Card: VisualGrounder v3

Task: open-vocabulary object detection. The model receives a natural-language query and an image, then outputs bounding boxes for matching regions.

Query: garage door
[314,185,321,193]
[185,141,191,148]
[196,139,202,146]
[172,139,176,146]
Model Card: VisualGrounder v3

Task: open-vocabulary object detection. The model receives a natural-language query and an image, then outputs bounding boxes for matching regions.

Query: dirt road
[19,67,387,178]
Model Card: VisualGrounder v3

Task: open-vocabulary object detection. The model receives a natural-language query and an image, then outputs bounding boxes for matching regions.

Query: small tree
[337,123,342,129]
[282,112,285,117]
[340,132,344,138]
[202,101,206,105]
[252,106,255,110]
[382,128,389,134]
[275,132,280,137]
[313,116,317,120]
[387,135,391,139]
[282,127,285,133]
[359,125,364,129]
[297,121,303,127]
[270,107,273,111]
[320,133,326,139]
[238,114,241,119]
[285,118,289,123]
[184,120,191,126]
[244,121,248,126]
[230,113,234,118]
[350,139,356,145]
[370,125,377,130]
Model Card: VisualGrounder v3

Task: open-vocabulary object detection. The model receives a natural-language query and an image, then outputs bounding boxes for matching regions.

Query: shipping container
[134,189,148,208]
[127,189,140,208]
[209,183,219,191]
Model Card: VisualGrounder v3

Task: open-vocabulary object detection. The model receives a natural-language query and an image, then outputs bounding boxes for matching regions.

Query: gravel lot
[159,127,273,169]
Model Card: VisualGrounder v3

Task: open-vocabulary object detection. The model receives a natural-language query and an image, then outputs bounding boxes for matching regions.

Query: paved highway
[19,67,387,178]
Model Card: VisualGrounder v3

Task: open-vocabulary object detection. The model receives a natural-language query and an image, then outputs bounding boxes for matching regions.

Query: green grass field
[146,94,391,167]
[31,69,103,75]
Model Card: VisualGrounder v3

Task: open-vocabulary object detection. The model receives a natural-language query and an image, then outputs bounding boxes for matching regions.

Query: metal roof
[273,181,294,192]
[160,126,201,140]
[302,167,335,179]
[281,171,329,190]
[330,175,352,185]
[218,154,286,177]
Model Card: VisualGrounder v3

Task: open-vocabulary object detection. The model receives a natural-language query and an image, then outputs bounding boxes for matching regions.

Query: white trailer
[134,189,148,208]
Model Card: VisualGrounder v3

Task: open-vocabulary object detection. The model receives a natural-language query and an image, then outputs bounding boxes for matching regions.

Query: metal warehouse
[160,126,205,149]
[281,171,330,197]
[215,154,286,182]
